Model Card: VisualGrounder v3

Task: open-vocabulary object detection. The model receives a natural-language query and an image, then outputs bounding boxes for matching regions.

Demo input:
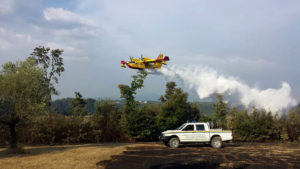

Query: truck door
[194,124,210,141]
[179,124,195,142]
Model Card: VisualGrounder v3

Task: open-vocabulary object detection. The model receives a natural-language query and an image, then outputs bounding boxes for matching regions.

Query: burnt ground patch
[97,143,300,169]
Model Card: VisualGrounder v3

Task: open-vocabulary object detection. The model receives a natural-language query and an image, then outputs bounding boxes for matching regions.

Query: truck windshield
[176,124,186,130]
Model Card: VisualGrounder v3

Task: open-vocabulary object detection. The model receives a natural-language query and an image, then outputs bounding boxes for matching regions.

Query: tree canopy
[157,82,200,131]
[0,46,64,149]
[0,58,48,148]
[70,92,87,116]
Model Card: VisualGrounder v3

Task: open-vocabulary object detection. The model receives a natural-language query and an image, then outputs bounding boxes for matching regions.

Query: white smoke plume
[159,66,297,114]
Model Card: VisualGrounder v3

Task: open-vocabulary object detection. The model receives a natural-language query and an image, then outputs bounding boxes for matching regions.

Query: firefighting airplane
[121,54,170,70]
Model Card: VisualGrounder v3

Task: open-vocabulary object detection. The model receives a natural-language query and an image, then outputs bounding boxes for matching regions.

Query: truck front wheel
[164,142,170,147]
[169,137,180,148]
[211,136,222,148]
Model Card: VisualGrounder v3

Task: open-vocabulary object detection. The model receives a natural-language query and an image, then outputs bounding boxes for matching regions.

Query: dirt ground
[99,142,300,169]
[0,143,300,169]
[0,143,138,169]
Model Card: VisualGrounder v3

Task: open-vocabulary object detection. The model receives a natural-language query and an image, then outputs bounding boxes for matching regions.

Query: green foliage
[127,104,160,141]
[195,102,215,115]
[231,108,281,141]
[0,58,49,148]
[70,92,87,116]
[29,46,64,107]
[51,98,96,115]
[286,111,300,141]
[118,71,147,135]
[30,46,64,84]
[0,58,48,118]
[0,47,64,149]
[156,82,200,131]
[118,71,147,114]
[51,98,73,115]
[198,114,214,123]
[92,100,124,142]
[18,114,95,144]
[159,81,176,103]
[0,107,126,145]
[213,94,229,128]
[289,103,300,114]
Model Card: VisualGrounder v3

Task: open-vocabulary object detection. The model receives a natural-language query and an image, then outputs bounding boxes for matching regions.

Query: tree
[30,46,64,105]
[287,111,300,141]
[118,71,147,133]
[159,81,176,103]
[127,104,159,141]
[231,109,250,141]
[232,108,279,141]
[213,94,229,128]
[0,46,64,149]
[118,71,147,114]
[0,58,48,149]
[93,100,123,141]
[157,82,199,131]
[70,92,87,116]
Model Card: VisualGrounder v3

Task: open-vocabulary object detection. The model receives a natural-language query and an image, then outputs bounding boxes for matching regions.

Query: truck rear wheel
[169,137,180,148]
[211,136,222,148]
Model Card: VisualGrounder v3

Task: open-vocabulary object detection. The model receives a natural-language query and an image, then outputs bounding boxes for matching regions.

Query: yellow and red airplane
[121,54,170,70]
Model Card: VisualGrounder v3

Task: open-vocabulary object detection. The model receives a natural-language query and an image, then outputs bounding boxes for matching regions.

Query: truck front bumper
[159,134,171,142]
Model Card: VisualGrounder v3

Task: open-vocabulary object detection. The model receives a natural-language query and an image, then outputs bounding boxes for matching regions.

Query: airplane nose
[121,60,126,64]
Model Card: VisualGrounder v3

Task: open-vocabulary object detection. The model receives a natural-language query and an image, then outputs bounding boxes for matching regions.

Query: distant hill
[51,98,215,115]
[194,102,215,115]
[51,98,96,114]
[289,103,300,114]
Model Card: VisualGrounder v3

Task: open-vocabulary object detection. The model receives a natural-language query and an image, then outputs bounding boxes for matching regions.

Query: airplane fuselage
[126,62,162,69]
[121,54,169,70]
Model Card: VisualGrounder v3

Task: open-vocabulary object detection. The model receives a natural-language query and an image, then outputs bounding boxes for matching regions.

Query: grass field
[1,142,300,169]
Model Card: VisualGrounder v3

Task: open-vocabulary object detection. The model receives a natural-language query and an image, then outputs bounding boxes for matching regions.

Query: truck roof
[183,122,209,125]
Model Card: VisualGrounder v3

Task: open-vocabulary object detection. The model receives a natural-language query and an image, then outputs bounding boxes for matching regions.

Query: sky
[0,0,300,102]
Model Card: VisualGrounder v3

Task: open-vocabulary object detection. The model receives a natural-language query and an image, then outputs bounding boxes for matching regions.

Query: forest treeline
[0,47,300,149]
[51,98,214,115]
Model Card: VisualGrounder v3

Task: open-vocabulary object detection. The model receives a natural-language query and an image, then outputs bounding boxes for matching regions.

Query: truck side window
[196,124,205,131]
[182,125,194,131]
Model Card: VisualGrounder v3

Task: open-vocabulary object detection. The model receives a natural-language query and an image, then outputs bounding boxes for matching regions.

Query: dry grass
[1,142,299,169]
[0,143,143,169]
[99,142,300,169]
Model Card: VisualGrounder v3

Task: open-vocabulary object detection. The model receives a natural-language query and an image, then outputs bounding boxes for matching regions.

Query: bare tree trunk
[9,122,18,149]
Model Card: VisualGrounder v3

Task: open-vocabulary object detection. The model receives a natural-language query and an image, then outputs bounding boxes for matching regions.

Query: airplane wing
[141,56,169,63]
[142,58,157,63]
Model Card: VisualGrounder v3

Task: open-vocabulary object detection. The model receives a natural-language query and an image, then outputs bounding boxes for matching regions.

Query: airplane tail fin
[156,54,170,65]
[154,54,170,68]
[163,56,169,61]
[156,53,164,60]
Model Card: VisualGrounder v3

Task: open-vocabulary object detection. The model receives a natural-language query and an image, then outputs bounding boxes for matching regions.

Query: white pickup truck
[159,122,232,148]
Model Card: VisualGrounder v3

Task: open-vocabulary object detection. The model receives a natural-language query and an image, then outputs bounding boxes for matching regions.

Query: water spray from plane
[159,65,297,115]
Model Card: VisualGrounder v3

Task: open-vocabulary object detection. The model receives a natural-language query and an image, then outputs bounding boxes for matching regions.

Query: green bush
[127,104,160,141]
